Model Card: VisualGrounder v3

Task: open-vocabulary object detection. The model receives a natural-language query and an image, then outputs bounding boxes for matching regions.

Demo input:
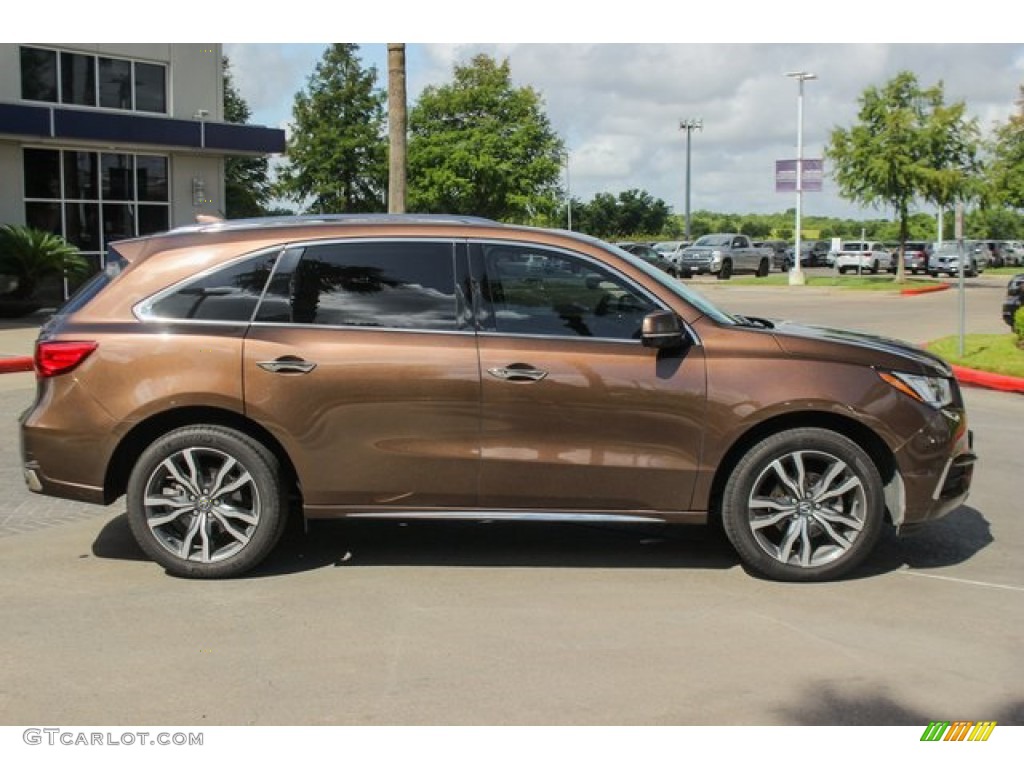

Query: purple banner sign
[775,159,823,192]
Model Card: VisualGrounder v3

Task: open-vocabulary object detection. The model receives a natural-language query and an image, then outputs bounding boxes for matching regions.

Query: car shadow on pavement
[90,513,741,576]
[857,504,992,578]
[776,682,1024,725]
[90,504,992,580]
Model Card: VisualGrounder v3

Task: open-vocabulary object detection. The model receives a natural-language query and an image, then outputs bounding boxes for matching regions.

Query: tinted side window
[481,244,656,340]
[257,240,458,330]
[145,251,278,322]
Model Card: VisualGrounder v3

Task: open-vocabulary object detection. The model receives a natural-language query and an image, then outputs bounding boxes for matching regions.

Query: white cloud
[225,42,1024,220]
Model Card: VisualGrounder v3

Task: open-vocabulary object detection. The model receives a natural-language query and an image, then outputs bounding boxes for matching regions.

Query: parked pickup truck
[676,233,772,280]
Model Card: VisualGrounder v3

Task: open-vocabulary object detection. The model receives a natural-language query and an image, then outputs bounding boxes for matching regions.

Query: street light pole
[563,150,572,231]
[786,71,816,286]
[680,118,702,241]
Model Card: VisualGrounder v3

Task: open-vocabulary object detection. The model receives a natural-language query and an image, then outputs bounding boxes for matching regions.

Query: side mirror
[641,310,686,349]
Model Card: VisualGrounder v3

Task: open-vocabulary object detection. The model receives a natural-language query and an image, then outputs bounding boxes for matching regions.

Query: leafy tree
[571,189,671,239]
[223,56,272,219]
[988,86,1024,211]
[826,71,979,280]
[276,44,387,213]
[0,225,88,300]
[407,55,563,221]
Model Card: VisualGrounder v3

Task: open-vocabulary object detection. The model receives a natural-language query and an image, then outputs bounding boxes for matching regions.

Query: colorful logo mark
[921,721,996,742]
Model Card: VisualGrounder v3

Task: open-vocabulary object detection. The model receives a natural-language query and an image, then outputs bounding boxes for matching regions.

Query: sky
[17,2,1024,223]
[223,38,1024,222]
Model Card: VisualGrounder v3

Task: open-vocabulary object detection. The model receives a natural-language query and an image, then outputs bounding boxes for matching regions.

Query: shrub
[0,224,88,300]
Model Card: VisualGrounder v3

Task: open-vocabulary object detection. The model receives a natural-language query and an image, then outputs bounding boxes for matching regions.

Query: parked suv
[1003,273,1024,328]
[21,215,976,582]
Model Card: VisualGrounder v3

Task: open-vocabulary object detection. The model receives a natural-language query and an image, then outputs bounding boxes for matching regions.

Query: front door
[473,242,707,514]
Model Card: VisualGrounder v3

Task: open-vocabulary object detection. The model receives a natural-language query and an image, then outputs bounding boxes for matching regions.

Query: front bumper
[893,407,976,529]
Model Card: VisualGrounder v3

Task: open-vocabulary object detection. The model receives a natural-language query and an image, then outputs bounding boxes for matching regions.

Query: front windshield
[605,242,738,325]
[693,235,731,247]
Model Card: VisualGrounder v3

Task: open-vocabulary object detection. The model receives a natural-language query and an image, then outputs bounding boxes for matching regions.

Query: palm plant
[0,224,88,300]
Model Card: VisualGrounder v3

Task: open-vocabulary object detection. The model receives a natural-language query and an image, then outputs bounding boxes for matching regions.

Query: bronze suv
[21,215,976,580]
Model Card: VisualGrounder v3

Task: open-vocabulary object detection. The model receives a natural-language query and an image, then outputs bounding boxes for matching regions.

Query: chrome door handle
[257,356,317,374]
[487,364,548,382]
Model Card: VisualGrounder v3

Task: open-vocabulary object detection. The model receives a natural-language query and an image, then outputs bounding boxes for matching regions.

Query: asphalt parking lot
[0,275,1021,726]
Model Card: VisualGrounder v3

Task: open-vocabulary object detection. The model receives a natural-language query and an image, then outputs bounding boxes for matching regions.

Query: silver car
[929,242,984,277]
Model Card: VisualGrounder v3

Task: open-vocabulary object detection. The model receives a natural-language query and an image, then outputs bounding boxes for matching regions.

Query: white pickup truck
[675,233,772,280]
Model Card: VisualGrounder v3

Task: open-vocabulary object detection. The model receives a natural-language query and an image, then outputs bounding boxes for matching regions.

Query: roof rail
[168,212,501,235]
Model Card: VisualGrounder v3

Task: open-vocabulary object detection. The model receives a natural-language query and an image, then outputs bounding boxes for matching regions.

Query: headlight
[710,250,722,263]
[878,371,954,409]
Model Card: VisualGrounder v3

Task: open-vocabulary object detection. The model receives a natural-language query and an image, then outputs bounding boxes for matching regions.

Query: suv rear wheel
[126,426,289,578]
[721,428,884,582]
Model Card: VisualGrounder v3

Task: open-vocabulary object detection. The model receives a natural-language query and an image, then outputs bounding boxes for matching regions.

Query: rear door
[242,238,481,511]
[472,240,707,513]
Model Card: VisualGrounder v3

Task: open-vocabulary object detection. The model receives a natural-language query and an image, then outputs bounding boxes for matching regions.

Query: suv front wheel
[721,428,884,581]
[126,426,289,578]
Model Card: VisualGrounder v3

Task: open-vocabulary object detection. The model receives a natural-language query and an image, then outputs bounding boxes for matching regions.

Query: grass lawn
[731,274,941,291]
[985,266,1024,276]
[926,334,1024,378]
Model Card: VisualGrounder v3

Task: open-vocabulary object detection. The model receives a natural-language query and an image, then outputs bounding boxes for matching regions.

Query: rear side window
[255,240,459,330]
[142,250,278,322]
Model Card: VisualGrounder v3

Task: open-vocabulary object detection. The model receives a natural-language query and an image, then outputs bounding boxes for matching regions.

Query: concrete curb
[0,356,33,374]
[900,283,951,296]
[950,363,1024,394]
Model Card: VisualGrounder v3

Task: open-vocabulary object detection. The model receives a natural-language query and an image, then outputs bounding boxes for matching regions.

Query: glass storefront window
[102,154,135,201]
[60,51,96,107]
[136,156,169,202]
[64,151,99,200]
[20,47,57,102]
[23,148,171,284]
[99,57,133,110]
[23,149,62,199]
[20,46,167,115]
[134,62,167,113]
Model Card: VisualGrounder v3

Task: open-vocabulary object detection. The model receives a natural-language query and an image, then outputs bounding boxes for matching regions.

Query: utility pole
[679,119,702,241]
[387,43,407,213]
[786,71,817,286]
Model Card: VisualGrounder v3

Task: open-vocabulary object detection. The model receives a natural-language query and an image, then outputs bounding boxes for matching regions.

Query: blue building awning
[0,102,285,155]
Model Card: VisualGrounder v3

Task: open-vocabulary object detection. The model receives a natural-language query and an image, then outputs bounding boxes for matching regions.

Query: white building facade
[0,43,284,283]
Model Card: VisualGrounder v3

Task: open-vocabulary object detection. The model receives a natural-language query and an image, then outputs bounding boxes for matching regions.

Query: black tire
[838,266,847,275]
[720,427,885,582]
[756,258,769,277]
[127,425,289,578]
[717,259,733,280]
[871,260,879,274]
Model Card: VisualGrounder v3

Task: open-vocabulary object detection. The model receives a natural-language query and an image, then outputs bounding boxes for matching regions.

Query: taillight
[34,341,98,378]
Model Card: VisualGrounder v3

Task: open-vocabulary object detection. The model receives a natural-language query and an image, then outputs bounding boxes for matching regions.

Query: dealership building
[0,43,285,285]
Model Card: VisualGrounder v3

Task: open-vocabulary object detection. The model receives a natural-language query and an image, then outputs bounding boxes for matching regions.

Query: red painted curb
[0,356,33,374]
[950,363,1024,394]
[901,283,951,296]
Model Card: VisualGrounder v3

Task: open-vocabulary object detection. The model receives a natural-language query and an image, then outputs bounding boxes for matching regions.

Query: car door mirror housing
[641,310,685,349]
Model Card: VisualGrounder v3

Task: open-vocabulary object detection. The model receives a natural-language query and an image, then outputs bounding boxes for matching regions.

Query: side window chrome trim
[248,322,475,337]
[133,246,287,323]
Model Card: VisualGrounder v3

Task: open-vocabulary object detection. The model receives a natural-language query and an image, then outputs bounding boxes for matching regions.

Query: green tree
[0,225,88,301]
[988,86,1024,211]
[407,54,563,222]
[826,71,979,281]
[223,56,272,218]
[276,44,387,213]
